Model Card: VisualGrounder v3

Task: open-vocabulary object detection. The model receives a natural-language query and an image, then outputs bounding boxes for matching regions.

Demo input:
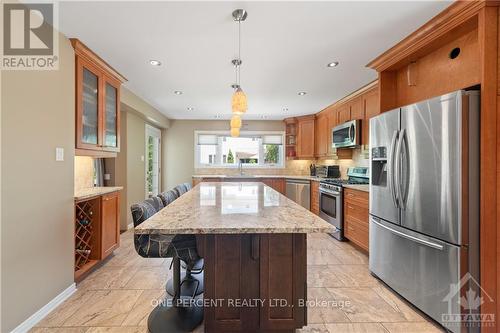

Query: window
[195,131,285,168]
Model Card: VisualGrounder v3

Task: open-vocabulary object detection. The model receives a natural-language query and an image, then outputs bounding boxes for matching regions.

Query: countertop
[342,184,369,192]
[192,174,322,181]
[135,182,334,235]
[75,186,123,200]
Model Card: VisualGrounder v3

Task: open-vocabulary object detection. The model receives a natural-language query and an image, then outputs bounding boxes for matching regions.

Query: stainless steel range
[319,167,369,240]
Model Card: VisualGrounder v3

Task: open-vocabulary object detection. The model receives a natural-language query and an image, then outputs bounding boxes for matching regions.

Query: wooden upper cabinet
[71,39,126,156]
[314,114,328,158]
[296,115,315,159]
[361,87,379,146]
[326,110,337,156]
[363,88,379,119]
[338,104,351,124]
[349,96,364,120]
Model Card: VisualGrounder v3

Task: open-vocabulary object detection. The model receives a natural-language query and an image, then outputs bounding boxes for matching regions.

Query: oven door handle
[319,189,341,196]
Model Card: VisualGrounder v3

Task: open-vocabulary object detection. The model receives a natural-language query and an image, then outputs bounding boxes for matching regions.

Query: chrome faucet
[238,160,244,176]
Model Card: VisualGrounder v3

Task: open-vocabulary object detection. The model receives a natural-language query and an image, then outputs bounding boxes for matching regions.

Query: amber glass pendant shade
[230,127,240,137]
[231,87,247,115]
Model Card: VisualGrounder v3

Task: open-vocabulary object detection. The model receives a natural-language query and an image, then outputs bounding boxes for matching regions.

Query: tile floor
[31,231,443,333]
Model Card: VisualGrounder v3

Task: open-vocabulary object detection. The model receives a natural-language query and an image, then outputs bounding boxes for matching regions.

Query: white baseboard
[11,283,77,333]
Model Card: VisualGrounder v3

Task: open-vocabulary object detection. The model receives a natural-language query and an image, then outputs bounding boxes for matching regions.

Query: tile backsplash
[74,156,94,191]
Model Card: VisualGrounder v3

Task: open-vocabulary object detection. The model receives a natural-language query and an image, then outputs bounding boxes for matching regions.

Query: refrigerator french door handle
[389,130,399,208]
[395,128,406,210]
[371,217,444,251]
[400,130,410,209]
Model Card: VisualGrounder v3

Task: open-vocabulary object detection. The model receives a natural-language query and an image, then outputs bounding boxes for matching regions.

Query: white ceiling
[59,1,450,120]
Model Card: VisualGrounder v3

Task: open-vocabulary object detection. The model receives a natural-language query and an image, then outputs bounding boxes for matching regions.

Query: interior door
[400,91,462,245]
[369,109,400,224]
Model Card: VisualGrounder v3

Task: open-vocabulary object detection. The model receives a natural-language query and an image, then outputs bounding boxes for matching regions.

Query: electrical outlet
[55,147,64,161]
[141,155,145,162]
[104,173,111,181]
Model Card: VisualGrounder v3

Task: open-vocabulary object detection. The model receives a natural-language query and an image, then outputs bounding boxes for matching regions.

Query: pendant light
[229,9,248,137]
[230,127,240,138]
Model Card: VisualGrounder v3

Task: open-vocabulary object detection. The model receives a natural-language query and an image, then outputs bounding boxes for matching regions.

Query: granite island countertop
[75,186,123,200]
[136,182,334,235]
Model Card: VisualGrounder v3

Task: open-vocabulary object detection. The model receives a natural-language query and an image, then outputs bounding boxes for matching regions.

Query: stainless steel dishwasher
[285,179,310,210]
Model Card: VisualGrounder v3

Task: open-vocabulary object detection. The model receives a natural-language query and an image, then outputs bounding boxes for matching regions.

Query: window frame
[194,130,285,169]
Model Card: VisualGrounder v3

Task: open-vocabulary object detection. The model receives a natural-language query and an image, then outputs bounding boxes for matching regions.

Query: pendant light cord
[238,19,241,86]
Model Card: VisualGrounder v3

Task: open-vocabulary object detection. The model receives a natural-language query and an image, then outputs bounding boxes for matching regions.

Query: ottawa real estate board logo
[2,1,58,70]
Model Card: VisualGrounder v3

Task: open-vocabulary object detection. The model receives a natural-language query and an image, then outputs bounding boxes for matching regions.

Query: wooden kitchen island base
[199,233,307,333]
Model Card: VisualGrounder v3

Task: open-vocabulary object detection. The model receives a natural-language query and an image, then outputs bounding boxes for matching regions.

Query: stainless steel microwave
[332,119,360,148]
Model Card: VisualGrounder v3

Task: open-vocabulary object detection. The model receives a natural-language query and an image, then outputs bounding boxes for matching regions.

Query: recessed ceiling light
[174,91,183,95]
[283,107,289,112]
[327,61,339,67]
[298,91,307,96]
[149,59,161,66]
[187,107,194,111]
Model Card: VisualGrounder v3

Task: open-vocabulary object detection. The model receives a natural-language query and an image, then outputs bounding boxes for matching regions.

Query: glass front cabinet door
[76,58,101,150]
[103,79,120,151]
[73,38,125,154]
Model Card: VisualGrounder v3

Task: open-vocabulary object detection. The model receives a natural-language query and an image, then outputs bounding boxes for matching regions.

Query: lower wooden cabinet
[310,180,320,215]
[101,192,120,258]
[343,188,369,252]
[74,191,121,281]
[202,234,306,332]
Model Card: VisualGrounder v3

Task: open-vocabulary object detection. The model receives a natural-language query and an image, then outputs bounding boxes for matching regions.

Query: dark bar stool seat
[131,200,203,332]
[161,185,204,297]
[158,189,178,207]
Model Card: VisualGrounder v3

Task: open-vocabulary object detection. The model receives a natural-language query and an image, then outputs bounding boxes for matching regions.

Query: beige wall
[125,111,147,227]
[1,36,75,331]
[121,87,170,129]
[110,103,168,230]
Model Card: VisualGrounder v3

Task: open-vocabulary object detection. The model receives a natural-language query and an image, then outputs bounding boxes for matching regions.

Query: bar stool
[131,201,203,332]
[173,184,188,197]
[158,189,204,297]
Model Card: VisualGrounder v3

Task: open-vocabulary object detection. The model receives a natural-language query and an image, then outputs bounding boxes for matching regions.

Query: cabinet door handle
[251,235,259,261]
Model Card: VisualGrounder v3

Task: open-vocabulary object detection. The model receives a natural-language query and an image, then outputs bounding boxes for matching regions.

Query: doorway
[145,124,161,197]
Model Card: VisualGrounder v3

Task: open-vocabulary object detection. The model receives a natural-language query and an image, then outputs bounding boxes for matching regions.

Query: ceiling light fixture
[174,90,183,95]
[230,9,248,137]
[298,91,307,96]
[149,59,161,66]
[327,61,339,67]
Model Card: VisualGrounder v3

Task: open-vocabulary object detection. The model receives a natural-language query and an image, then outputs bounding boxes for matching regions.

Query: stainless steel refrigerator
[369,90,480,332]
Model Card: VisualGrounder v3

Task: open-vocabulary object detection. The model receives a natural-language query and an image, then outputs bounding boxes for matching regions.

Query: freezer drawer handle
[371,218,444,251]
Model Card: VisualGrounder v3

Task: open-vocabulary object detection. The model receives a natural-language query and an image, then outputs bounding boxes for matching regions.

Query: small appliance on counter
[315,165,341,178]
[318,167,369,240]
[309,164,316,177]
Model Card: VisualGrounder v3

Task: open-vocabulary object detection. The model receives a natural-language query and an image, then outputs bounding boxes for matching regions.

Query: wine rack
[74,197,101,279]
